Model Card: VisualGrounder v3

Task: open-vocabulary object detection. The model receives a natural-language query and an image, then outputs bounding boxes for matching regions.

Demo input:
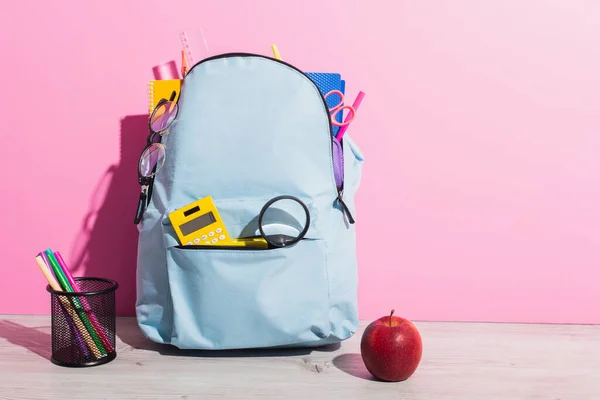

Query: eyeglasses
[134,91,179,224]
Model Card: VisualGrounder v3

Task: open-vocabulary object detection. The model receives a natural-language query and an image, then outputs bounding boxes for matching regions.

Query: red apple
[360,309,423,382]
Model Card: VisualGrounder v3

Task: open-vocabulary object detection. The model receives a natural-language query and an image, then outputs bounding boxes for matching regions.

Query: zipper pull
[337,191,355,224]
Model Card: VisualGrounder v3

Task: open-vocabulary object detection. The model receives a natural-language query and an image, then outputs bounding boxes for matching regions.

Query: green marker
[45,249,107,356]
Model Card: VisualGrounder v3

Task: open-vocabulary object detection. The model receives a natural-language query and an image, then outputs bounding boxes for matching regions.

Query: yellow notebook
[148,79,182,114]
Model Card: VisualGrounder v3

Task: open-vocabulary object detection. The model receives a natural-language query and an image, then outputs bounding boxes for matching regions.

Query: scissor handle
[330,105,356,127]
[324,90,356,126]
[324,90,345,111]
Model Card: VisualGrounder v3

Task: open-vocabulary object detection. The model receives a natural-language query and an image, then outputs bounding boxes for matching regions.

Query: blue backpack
[135,53,365,350]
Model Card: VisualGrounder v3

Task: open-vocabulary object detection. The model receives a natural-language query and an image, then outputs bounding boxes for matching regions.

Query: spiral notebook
[148,79,182,114]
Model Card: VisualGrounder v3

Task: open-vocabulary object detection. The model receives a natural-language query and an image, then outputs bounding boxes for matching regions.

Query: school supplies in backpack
[305,72,345,137]
[147,79,182,115]
[135,52,365,350]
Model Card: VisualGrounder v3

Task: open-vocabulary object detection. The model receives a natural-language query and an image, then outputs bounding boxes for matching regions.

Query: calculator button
[186,241,193,245]
[201,235,207,240]
[216,228,222,233]
[211,238,218,244]
[193,238,200,244]
[219,234,226,240]
[208,231,215,237]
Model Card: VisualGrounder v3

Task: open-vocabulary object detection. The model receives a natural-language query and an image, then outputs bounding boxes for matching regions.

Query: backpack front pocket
[164,239,331,350]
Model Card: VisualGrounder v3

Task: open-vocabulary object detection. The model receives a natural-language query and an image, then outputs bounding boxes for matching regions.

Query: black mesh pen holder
[46,277,118,367]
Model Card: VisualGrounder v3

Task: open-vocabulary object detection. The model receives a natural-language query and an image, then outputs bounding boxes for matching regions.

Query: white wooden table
[0,315,598,399]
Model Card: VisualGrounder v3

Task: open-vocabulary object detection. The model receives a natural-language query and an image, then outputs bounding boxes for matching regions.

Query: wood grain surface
[0,315,598,399]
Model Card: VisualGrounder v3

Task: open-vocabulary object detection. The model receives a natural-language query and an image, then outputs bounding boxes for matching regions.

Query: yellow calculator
[168,196,232,246]
[168,196,268,248]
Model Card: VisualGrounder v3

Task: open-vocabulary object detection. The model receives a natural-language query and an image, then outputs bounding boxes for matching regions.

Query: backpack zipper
[175,244,269,251]
[184,52,355,224]
[337,191,355,224]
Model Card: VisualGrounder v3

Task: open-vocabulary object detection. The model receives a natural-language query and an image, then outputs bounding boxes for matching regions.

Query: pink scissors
[324,90,356,127]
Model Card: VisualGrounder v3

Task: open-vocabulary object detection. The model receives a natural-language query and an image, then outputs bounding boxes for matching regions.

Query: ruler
[180,31,195,67]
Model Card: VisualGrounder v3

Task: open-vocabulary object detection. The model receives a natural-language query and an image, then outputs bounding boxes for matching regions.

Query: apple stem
[390,309,394,326]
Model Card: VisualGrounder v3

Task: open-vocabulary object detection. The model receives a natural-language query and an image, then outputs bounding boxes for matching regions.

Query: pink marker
[54,251,114,354]
[336,91,365,142]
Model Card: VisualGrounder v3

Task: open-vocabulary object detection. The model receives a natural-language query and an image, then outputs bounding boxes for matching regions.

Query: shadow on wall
[69,115,149,317]
[67,61,178,317]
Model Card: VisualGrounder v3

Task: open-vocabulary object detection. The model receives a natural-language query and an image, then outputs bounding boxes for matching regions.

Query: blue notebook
[306,72,345,137]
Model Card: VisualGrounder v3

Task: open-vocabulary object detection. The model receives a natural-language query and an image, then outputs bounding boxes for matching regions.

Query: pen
[34,256,102,358]
[336,91,365,142]
[181,50,189,77]
[40,251,56,279]
[54,251,114,353]
[44,249,107,356]
[165,89,178,115]
[38,252,90,357]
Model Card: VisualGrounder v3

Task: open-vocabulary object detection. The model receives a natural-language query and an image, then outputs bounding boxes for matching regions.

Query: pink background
[1,1,598,323]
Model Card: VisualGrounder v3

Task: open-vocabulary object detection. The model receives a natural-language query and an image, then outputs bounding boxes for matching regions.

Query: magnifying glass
[257,195,310,248]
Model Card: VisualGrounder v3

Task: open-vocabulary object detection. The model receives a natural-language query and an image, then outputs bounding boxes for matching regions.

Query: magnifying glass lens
[258,196,310,248]
[139,143,166,178]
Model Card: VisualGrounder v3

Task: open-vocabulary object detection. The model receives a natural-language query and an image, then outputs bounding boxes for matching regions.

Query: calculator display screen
[179,211,217,236]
